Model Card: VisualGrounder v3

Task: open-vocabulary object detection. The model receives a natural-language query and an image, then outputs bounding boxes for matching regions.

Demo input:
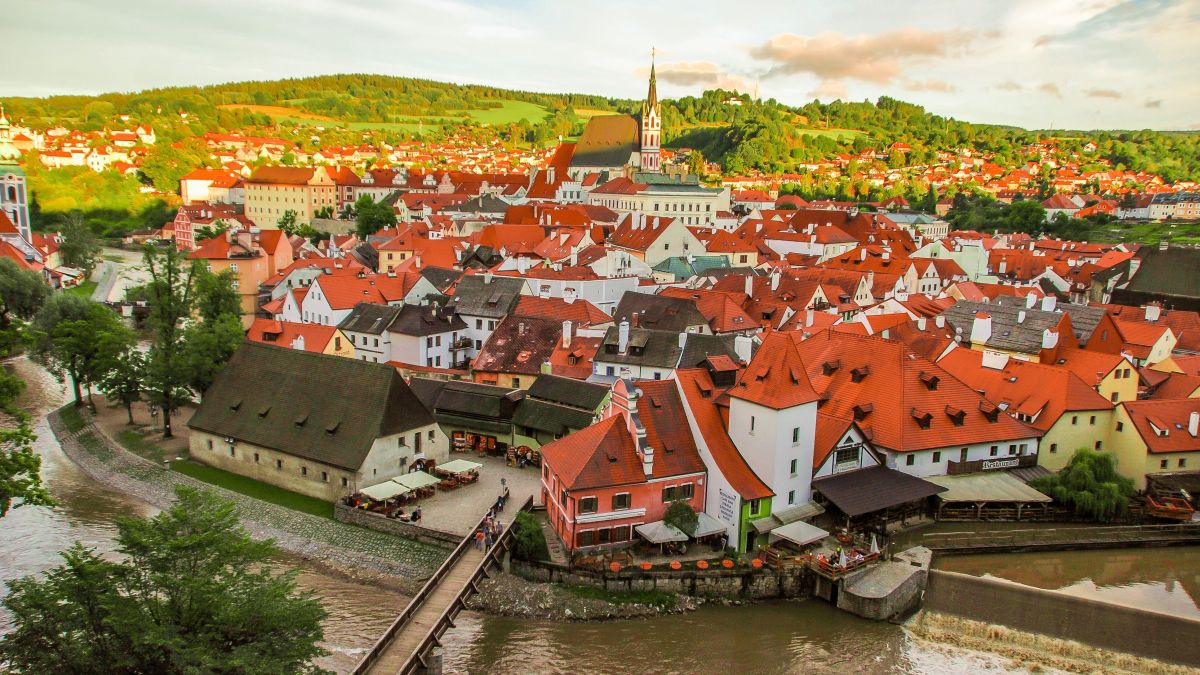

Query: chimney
[483,271,493,285]
[971,311,993,345]
[744,274,753,297]
[618,320,630,353]
[1159,239,1169,251]
[642,444,654,477]
[916,316,927,330]
[540,359,553,375]
[981,350,1009,370]
[1042,328,1060,351]
[806,308,815,327]
[1145,303,1161,322]
[935,315,945,329]
[518,321,526,337]
[678,332,688,349]
[734,335,753,363]
[1017,310,1027,324]
[1041,296,1057,312]
[882,250,890,261]
[1025,292,1037,309]
[562,320,572,349]
[1189,411,1199,437]
[770,268,781,291]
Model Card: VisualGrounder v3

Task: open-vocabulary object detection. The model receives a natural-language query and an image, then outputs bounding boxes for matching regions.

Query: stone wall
[924,569,1200,667]
[334,501,459,549]
[510,559,813,600]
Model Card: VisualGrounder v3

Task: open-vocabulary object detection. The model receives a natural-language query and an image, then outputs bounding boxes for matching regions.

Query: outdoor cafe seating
[434,458,483,490]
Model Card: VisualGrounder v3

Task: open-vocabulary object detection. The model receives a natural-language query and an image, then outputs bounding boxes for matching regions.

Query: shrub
[1030,449,1135,522]
[664,500,698,536]
[511,511,550,561]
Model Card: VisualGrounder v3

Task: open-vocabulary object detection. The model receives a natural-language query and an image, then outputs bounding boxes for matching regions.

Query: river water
[3,357,1196,673]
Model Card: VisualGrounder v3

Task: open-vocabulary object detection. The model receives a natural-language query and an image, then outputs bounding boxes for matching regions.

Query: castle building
[0,105,38,261]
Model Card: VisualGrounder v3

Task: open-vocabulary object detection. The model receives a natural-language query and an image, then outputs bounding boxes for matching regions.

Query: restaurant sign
[981,458,1020,471]
[718,488,738,524]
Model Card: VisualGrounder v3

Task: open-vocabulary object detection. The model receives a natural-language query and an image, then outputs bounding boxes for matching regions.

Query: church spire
[646,48,658,110]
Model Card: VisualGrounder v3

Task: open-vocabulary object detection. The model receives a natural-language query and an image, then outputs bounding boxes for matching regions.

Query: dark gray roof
[1125,247,1200,300]
[337,302,401,335]
[678,333,744,369]
[614,293,710,333]
[941,300,1064,355]
[512,398,598,435]
[188,342,433,471]
[570,115,639,168]
[349,243,379,272]
[409,378,524,431]
[388,304,467,337]
[812,466,945,517]
[440,193,510,215]
[419,266,461,292]
[995,296,1106,345]
[526,374,609,411]
[449,274,525,318]
[597,326,684,368]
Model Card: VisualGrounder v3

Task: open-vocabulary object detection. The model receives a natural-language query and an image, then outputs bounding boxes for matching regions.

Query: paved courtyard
[414,453,543,537]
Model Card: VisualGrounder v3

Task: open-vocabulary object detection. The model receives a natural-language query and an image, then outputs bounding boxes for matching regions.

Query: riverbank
[48,404,444,593]
[465,572,702,621]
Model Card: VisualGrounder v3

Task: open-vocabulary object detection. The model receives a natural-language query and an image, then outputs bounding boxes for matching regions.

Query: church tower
[640,51,661,173]
[0,105,34,251]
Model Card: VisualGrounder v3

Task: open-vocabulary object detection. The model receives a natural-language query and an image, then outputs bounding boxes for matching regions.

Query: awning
[439,459,483,474]
[769,521,830,547]
[812,466,947,517]
[927,472,1052,504]
[395,471,440,491]
[635,520,689,544]
[360,481,408,501]
[692,512,728,538]
[751,501,826,534]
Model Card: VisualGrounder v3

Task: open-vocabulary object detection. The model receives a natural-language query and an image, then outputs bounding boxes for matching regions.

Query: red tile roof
[1121,399,1200,454]
[539,416,646,491]
[636,379,707,479]
[246,319,338,352]
[514,295,612,327]
[729,332,821,409]
[675,368,773,500]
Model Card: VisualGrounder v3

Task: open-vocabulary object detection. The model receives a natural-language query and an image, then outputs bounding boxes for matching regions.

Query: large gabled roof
[188,342,433,471]
[539,416,646,491]
[570,115,639,168]
[728,332,820,410]
[675,368,773,500]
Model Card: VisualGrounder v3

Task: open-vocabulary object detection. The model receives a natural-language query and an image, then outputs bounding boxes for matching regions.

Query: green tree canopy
[142,244,200,437]
[0,258,50,331]
[57,212,103,275]
[1030,449,1135,522]
[0,368,53,517]
[0,486,328,673]
[663,500,699,537]
[30,295,130,408]
[354,195,396,239]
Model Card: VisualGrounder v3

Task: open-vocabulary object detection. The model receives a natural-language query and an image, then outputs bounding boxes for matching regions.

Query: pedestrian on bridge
[474,529,485,550]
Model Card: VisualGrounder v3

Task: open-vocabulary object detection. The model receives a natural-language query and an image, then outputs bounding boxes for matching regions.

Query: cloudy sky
[6,0,1198,130]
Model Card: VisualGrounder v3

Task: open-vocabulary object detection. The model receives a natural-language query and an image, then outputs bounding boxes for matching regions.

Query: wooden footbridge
[353,497,532,674]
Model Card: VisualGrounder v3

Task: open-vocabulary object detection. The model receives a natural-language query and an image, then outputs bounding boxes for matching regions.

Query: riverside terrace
[344,454,541,537]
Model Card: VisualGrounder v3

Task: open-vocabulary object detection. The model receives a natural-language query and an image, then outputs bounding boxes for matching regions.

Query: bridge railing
[352,495,534,675]
[923,522,1200,550]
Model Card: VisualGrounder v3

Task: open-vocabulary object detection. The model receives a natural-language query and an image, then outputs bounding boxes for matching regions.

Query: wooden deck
[365,546,484,675]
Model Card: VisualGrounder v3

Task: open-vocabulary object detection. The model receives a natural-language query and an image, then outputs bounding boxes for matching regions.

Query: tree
[142,245,200,438]
[96,340,145,425]
[277,209,298,234]
[140,138,210,193]
[313,205,334,220]
[0,368,53,517]
[194,269,241,323]
[1030,449,1135,523]
[30,295,129,408]
[0,486,328,673]
[354,195,396,239]
[663,500,699,537]
[510,511,550,561]
[687,149,706,177]
[57,212,103,275]
[0,258,50,331]
[182,314,244,396]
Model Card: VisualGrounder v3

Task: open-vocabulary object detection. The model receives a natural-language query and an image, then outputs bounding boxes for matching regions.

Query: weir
[923,569,1200,667]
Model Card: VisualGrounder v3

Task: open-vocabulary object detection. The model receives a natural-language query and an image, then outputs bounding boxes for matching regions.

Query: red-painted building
[540,379,706,551]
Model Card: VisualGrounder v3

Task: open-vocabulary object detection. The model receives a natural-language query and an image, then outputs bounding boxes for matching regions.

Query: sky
[5,0,1199,131]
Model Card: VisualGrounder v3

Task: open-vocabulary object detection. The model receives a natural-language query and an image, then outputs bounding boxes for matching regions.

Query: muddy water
[3,356,1194,674]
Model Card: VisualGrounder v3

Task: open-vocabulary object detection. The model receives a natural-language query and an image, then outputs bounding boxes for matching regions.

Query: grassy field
[65,280,97,298]
[795,127,865,140]
[1084,220,1200,245]
[219,99,549,133]
[573,107,613,119]
[173,460,335,519]
[59,405,86,432]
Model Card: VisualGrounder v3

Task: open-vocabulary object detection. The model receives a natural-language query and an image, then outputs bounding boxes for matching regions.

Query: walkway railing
[352,495,533,675]
[924,522,1200,552]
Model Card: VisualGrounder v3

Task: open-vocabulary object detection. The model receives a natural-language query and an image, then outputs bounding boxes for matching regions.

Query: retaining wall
[924,569,1200,667]
[510,559,814,600]
[334,502,459,549]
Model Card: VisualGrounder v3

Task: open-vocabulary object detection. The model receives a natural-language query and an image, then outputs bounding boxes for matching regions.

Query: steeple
[0,104,20,166]
[639,49,662,173]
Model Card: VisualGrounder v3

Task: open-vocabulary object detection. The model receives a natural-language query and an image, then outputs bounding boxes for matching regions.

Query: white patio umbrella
[869,534,879,555]
[838,549,848,567]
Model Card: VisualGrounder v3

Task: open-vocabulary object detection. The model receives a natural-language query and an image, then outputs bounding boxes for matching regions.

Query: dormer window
[853,403,874,421]
[911,408,933,429]
[919,371,940,390]
[850,365,870,383]
[945,405,966,426]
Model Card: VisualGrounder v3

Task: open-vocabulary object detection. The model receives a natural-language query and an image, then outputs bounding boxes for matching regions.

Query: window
[932,451,942,463]
[1090,415,1096,425]
[475,319,483,329]
[579,496,598,514]
[321,471,329,482]
[512,377,520,388]
[228,446,235,457]
[662,485,678,502]
[335,337,342,350]
[597,528,612,544]
[275,459,283,469]
[835,447,858,467]
[1111,392,1119,402]
[253,453,260,463]
[749,415,756,434]
[749,499,763,516]
[1161,459,1169,469]
[1009,444,1018,455]
[1050,443,1058,453]
[612,525,630,542]
[679,483,694,500]
[1116,422,1124,432]
[789,459,798,476]
[428,429,435,440]
[989,445,998,456]
[906,454,915,466]
[301,466,308,476]
[1180,459,1188,468]
[788,490,795,505]
[1071,416,1078,425]
[792,427,800,445]
[1094,441,1103,450]
[399,436,407,447]
[578,530,594,547]
[207,439,213,450]
[342,477,349,487]
[612,493,631,510]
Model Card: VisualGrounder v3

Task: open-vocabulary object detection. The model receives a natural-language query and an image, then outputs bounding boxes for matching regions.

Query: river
[3,356,1196,673]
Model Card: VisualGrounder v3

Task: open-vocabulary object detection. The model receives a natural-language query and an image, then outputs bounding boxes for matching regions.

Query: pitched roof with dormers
[1121,399,1200,454]
[728,332,821,409]
[675,367,773,500]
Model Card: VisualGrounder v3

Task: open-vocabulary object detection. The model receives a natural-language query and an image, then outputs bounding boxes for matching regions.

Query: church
[0,106,39,264]
[566,57,662,180]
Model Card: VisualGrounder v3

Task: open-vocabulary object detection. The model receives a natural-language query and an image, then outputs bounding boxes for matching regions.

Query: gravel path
[50,409,446,588]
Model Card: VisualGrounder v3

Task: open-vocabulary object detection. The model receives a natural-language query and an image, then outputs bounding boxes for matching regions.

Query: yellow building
[1057,348,1138,405]
[244,166,336,228]
[1108,399,1200,490]
[188,229,294,324]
